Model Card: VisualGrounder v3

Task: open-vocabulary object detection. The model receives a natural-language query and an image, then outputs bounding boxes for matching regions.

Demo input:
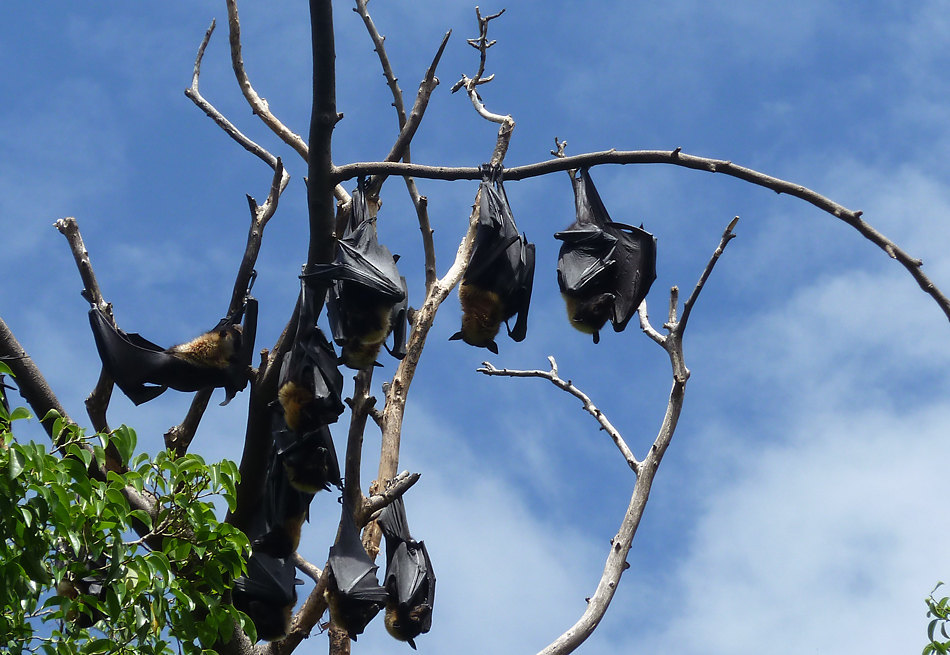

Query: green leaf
[87,638,114,654]
[129,509,153,531]
[7,448,25,479]
[10,407,31,422]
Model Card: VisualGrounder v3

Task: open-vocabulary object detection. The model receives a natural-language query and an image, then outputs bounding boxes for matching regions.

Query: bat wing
[235,553,297,605]
[465,172,521,293]
[254,449,315,558]
[378,496,435,631]
[279,278,345,426]
[554,227,618,294]
[305,236,405,302]
[605,222,657,331]
[273,418,342,493]
[329,509,386,599]
[328,499,388,638]
[572,167,613,229]
[465,167,536,339]
[233,552,299,642]
[304,177,405,303]
[383,275,409,360]
[88,307,169,405]
[505,241,535,342]
[388,542,434,610]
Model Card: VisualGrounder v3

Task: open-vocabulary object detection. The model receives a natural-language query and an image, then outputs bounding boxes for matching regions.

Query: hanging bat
[233,552,300,642]
[277,276,346,432]
[326,497,389,641]
[303,178,408,369]
[272,414,342,493]
[451,164,536,354]
[56,556,109,629]
[554,168,657,343]
[252,448,316,559]
[88,281,258,405]
[377,496,435,650]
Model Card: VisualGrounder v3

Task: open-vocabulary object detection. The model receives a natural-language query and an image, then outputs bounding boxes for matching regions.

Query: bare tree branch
[343,368,375,522]
[185,19,291,183]
[293,553,323,584]
[224,0,308,161]
[478,217,739,655]
[221,0,350,206]
[355,0,450,290]
[332,149,950,323]
[365,470,421,516]
[164,159,286,455]
[364,196,482,552]
[53,217,116,434]
[0,317,73,441]
[680,216,739,333]
[478,357,639,473]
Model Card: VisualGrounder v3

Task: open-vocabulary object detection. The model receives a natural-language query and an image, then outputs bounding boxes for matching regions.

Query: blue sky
[3,1,950,653]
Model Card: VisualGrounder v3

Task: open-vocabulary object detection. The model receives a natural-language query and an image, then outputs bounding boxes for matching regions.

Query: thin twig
[223,0,350,205]
[451,7,515,164]
[481,223,740,655]
[184,19,291,181]
[355,0,449,290]
[225,0,308,160]
[478,357,639,472]
[293,553,323,583]
[680,216,739,332]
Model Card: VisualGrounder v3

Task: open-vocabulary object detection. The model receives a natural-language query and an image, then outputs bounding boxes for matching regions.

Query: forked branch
[479,216,740,655]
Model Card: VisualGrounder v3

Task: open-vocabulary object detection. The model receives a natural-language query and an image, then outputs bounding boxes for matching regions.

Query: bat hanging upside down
[555,168,657,343]
[326,496,389,641]
[303,177,408,370]
[377,495,435,649]
[452,164,536,354]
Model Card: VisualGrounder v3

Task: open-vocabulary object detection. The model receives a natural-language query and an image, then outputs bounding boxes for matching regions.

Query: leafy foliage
[0,380,251,655]
[925,583,950,655]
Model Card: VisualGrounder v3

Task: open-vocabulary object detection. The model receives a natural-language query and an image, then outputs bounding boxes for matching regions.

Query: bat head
[454,282,504,352]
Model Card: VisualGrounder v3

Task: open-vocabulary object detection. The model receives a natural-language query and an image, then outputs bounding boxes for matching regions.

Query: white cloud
[639,403,950,654]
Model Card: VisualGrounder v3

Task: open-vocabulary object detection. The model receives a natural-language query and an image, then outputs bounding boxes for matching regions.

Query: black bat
[554,168,657,343]
[56,555,109,629]
[377,496,435,650]
[326,497,389,641]
[451,164,536,354]
[88,281,258,405]
[233,552,300,642]
[272,414,342,494]
[303,178,408,370]
[277,276,346,432]
[252,447,316,559]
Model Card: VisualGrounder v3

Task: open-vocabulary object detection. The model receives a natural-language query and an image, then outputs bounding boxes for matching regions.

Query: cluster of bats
[78,165,657,645]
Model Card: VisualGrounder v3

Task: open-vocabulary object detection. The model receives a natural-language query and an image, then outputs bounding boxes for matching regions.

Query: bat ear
[448,332,464,342]
[486,341,499,355]
[592,331,600,345]
[408,638,417,650]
